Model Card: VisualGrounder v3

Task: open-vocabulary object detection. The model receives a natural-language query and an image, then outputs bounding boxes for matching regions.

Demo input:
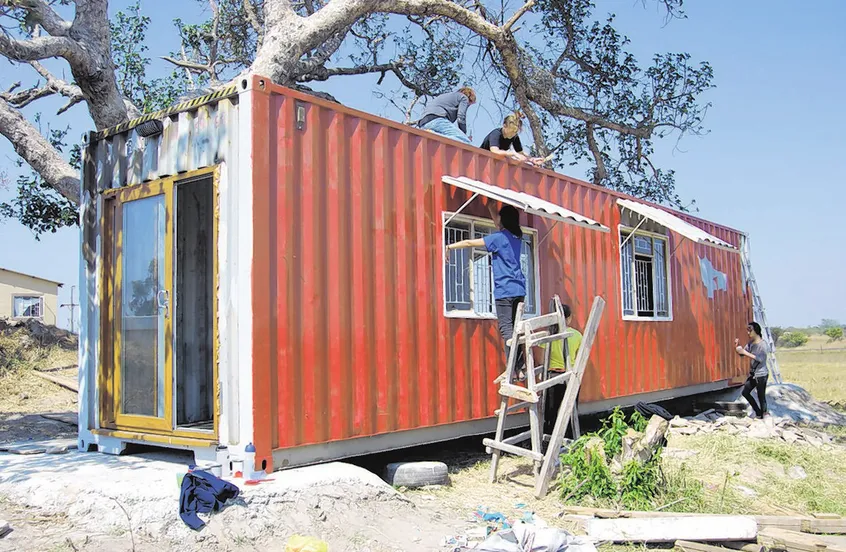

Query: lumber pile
[559,506,846,551]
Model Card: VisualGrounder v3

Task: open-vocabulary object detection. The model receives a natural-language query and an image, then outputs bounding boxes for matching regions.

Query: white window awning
[442,175,609,232]
[617,198,737,251]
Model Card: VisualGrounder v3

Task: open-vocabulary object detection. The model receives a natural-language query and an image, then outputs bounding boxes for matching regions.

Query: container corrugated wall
[251,83,749,465]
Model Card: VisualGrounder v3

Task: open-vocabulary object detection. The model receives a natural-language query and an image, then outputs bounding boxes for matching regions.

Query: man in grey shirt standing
[417,88,476,144]
[735,321,770,418]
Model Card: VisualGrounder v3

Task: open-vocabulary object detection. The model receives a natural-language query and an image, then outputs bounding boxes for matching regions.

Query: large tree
[0,0,712,234]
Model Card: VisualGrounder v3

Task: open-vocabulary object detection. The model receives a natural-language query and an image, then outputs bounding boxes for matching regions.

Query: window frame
[12,294,45,320]
[442,212,541,320]
[618,225,674,322]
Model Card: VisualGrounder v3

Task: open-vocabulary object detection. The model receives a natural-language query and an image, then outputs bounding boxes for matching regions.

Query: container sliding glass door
[111,181,174,431]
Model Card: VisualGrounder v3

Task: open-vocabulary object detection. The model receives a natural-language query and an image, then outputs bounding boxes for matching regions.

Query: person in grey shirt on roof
[735,322,769,418]
[417,87,476,145]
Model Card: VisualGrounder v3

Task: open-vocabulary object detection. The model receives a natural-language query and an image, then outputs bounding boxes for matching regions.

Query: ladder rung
[506,330,551,347]
[533,371,573,393]
[482,438,544,462]
[527,331,574,348]
[502,429,533,446]
[495,401,530,415]
[499,383,539,403]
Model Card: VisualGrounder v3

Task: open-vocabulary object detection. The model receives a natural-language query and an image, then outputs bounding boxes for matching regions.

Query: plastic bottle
[244,442,256,479]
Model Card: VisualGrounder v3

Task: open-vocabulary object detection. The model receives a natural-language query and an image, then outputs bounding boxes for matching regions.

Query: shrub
[770,326,785,345]
[824,327,844,342]
[781,331,809,348]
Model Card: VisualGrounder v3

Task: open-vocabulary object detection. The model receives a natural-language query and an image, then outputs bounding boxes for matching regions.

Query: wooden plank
[499,383,538,403]
[527,331,574,348]
[803,519,846,535]
[502,429,533,446]
[535,296,605,498]
[482,438,544,462]
[32,371,78,393]
[494,401,530,415]
[533,371,572,393]
[583,516,757,543]
[559,507,816,532]
[813,514,842,520]
[676,540,741,552]
[758,528,846,552]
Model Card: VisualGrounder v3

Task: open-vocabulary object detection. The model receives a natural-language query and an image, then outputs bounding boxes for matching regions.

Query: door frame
[99,167,220,441]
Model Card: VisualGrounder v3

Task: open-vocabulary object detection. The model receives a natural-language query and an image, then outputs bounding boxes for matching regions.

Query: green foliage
[111,2,193,114]
[824,327,844,342]
[781,332,810,348]
[820,319,841,330]
[0,115,78,237]
[771,326,785,345]
[559,407,666,509]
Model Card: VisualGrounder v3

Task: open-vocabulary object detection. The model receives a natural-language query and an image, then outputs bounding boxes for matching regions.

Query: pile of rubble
[668,412,836,447]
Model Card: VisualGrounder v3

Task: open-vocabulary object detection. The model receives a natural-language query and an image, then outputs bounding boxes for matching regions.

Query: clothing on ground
[483,230,527,299]
[420,117,472,145]
[179,469,240,530]
[481,128,523,153]
[745,340,769,377]
[418,91,470,133]
[742,374,768,418]
[496,296,525,374]
[546,327,583,370]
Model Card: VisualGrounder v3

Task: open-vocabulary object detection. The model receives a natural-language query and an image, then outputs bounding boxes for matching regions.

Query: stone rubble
[667,412,837,447]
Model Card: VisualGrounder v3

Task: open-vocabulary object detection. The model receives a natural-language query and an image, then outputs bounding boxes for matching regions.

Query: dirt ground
[3,333,846,551]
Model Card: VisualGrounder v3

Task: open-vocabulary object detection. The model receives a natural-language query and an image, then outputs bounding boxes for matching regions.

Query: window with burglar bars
[13,296,43,319]
[444,215,538,317]
[620,231,670,320]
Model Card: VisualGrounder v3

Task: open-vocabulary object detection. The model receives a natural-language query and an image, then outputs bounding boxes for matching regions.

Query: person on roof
[480,112,545,166]
[735,322,769,419]
[417,88,476,145]
[446,201,527,376]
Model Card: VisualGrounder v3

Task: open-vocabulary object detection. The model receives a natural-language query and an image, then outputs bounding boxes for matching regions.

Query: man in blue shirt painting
[446,202,527,376]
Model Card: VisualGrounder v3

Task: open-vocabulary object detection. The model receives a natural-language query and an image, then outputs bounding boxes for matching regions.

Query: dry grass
[407,454,581,529]
[664,432,846,516]
[777,347,846,404]
[0,332,77,413]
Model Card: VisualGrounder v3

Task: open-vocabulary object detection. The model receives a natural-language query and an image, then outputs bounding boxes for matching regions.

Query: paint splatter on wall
[700,256,727,299]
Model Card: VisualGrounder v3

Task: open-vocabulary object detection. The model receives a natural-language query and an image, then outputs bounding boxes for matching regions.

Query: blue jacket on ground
[179,470,240,530]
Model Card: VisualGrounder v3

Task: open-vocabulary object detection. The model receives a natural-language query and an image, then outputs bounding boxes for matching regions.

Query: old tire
[384,461,450,488]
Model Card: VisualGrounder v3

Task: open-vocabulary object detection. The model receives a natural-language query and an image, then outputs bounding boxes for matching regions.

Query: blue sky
[1,0,844,330]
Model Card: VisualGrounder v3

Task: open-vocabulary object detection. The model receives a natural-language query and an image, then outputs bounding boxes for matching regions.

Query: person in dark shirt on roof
[481,112,545,166]
[417,88,476,145]
[735,321,770,419]
[446,202,527,377]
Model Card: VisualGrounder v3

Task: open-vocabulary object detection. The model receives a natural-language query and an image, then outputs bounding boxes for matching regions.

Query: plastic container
[244,442,256,478]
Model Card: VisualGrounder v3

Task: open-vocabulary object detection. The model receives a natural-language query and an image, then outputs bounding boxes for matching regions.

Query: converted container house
[78,76,753,472]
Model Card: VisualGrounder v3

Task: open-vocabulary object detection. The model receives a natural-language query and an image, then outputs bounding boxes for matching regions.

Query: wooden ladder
[484,295,606,498]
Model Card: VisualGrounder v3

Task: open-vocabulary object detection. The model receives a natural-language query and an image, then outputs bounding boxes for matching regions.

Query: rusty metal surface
[250,81,750,463]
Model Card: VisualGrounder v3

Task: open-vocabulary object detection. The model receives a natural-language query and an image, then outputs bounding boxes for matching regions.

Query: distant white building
[0,267,62,326]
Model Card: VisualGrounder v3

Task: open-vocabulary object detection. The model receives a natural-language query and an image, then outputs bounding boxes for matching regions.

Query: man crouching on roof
[417,88,476,145]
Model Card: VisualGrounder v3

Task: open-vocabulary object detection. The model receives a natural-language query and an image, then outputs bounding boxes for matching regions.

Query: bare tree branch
[15,0,72,36]
[0,84,54,108]
[243,0,264,46]
[296,60,406,82]
[0,33,84,63]
[585,122,606,185]
[0,96,79,204]
[503,0,535,32]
